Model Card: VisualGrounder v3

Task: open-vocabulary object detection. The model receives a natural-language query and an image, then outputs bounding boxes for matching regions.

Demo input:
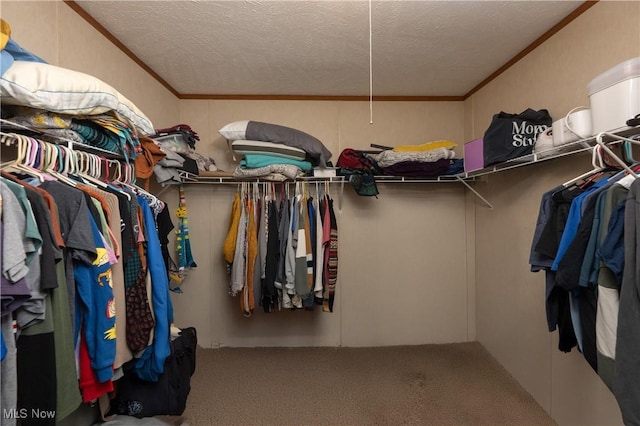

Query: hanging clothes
[262,197,280,312]
[221,182,339,315]
[323,195,339,313]
[613,179,640,425]
[530,142,640,425]
[241,195,257,316]
[0,133,175,422]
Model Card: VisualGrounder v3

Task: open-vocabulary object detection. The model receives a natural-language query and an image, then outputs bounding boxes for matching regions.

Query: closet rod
[173,171,346,214]
[178,172,347,185]
[1,131,138,187]
[0,118,126,160]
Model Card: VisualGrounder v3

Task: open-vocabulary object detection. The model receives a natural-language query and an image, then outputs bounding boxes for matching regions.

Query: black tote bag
[483,108,552,167]
[109,327,198,418]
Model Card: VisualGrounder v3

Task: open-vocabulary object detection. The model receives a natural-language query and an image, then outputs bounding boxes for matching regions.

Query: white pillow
[219,120,249,141]
[0,60,155,135]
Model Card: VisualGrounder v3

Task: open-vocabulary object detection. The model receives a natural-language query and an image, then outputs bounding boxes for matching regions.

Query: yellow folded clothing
[1,19,10,50]
[393,140,457,152]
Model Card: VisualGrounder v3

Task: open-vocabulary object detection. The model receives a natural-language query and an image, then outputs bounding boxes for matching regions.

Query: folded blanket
[240,154,312,171]
[382,158,451,178]
[371,148,455,168]
[392,140,457,152]
[233,164,304,180]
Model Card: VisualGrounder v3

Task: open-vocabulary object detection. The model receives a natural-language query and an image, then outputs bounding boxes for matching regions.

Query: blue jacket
[134,196,174,381]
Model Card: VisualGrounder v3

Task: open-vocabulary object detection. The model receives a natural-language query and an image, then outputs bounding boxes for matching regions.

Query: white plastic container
[588,57,640,134]
[552,107,593,145]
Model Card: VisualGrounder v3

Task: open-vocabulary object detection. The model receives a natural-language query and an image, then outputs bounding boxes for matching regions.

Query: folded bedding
[240,154,312,171]
[233,164,305,180]
[219,120,332,166]
[392,140,457,152]
[231,140,307,161]
[382,158,451,178]
[371,148,456,168]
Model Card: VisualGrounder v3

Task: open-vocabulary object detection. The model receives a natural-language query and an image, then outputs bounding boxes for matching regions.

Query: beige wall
[171,100,471,348]
[0,0,179,129]
[3,1,637,424]
[468,1,639,425]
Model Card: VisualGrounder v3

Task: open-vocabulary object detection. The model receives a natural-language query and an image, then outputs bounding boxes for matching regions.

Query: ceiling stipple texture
[74,0,585,98]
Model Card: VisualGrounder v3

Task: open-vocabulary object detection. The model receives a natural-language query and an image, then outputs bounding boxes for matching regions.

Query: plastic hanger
[105,158,132,201]
[562,143,607,187]
[70,150,102,189]
[595,132,640,179]
[116,160,163,209]
[43,143,77,187]
[0,133,46,182]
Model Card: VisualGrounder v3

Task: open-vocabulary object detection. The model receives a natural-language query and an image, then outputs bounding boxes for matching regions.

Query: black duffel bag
[483,108,552,167]
[109,327,197,418]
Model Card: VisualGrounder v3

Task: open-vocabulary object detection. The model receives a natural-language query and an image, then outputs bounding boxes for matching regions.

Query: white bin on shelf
[588,57,640,134]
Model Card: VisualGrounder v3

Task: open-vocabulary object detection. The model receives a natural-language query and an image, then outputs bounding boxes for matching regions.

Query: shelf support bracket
[455,176,493,209]
[338,177,345,214]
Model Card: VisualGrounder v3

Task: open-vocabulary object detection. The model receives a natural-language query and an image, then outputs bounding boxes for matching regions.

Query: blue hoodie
[134,196,174,381]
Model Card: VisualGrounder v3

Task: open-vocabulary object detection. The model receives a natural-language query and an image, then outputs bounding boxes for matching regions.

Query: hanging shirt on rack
[74,211,116,385]
[313,195,324,303]
[133,195,173,382]
[223,192,241,273]
[324,196,339,313]
[530,185,578,353]
[242,197,257,316]
[2,173,83,419]
[262,199,280,313]
[40,180,97,334]
[594,197,627,390]
[274,195,291,308]
[229,194,247,297]
[613,179,640,426]
[0,185,31,316]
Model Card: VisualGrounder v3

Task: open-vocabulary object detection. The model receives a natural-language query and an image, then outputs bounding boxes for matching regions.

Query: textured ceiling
[74,0,585,97]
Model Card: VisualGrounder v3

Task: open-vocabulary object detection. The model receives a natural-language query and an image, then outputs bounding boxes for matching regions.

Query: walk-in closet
[1,1,639,425]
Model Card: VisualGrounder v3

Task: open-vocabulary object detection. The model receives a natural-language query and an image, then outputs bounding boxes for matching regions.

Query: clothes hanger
[33,139,48,171]
[620,136,638,165]
[121,160,164,209]
[108,159,132,201]
[43,142,77,187]
[22,136,49,182]
[0,133,46,182]
[561,143,607,187]
[110,159,122,182]
[595,132,640,179]
[70,149,104,188]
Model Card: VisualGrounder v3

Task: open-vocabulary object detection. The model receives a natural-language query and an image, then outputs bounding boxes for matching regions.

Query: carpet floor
[160,341,556,426]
